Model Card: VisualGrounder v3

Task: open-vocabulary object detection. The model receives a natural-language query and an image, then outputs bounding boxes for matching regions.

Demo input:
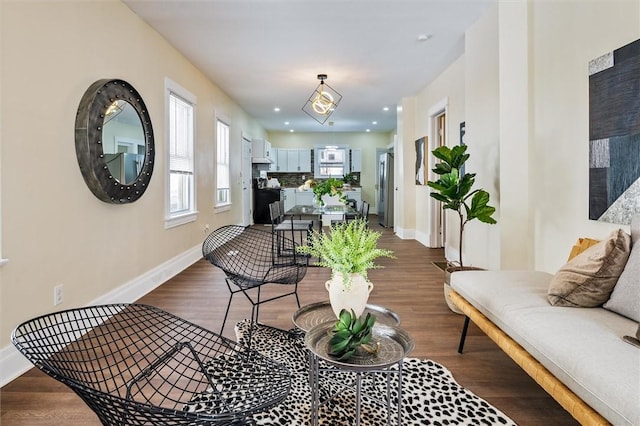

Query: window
[314,147,348,178]
[216,118,231,209]
[165,79,197,228]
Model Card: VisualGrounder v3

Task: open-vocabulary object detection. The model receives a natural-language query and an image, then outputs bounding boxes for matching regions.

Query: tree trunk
[458,212,464,268]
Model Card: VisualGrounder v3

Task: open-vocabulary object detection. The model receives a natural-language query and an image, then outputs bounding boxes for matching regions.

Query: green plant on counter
[329,309,378,361]
[342,173,357,185]
[296,219,395,288]
[312,177,346,205]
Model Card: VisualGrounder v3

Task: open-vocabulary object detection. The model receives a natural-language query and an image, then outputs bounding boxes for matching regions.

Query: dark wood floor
[1,222,577,425]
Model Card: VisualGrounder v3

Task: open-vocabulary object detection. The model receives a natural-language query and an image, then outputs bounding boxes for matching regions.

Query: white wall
[413,56,466,250]
[396,98,416,238]
[460,4,501,269]
[498,1,534,269]
[0,0,264,380]
[407,0,639,274]
[530,0,640,272]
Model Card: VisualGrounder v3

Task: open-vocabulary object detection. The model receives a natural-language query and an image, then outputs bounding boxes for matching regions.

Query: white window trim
[165,77,198,229]
[214,111,232,212]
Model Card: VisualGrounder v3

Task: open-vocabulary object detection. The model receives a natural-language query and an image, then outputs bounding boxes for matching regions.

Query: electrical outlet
[53,284,63,306]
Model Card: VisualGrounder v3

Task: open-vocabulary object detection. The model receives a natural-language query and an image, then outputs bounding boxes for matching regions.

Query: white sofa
[450,223,640,425]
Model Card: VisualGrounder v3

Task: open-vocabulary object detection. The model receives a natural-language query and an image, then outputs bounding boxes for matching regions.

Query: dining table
[285,204,357,231]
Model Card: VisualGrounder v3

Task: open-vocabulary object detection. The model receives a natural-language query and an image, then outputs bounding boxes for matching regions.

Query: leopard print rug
[187,321,516,425]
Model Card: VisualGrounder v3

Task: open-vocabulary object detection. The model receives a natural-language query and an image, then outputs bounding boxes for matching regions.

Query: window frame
[214,113,232,212]
[165,78,198,228]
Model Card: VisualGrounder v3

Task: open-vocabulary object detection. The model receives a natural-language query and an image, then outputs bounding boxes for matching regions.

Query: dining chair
[269,202,313,250]
[360,200,370,225]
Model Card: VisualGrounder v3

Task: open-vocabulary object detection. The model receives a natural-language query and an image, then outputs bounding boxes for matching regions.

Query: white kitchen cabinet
[297,148,312,172]
[274,148,288,172]
[350,149,362,172]
[282,188,296,211]
[251,138,272,163]
[276,148,311,172]
[286,150,298,172]
[295,190,315,206]
[269,148,280,171]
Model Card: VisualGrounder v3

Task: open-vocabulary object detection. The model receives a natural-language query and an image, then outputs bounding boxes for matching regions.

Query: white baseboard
[445,245,460,264]
[414,229,430,247]
[0,245,202,387]
[393,225,415,240]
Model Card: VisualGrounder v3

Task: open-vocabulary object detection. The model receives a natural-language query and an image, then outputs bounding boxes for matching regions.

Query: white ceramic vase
[325,272,374,318]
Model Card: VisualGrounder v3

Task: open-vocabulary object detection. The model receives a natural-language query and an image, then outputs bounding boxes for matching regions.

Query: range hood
[251,156,274,164]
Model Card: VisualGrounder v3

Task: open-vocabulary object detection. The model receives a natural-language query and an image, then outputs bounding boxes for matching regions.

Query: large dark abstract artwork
[589,38,640,225]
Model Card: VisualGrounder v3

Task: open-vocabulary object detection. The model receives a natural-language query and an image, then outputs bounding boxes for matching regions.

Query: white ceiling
[123,0,494,133]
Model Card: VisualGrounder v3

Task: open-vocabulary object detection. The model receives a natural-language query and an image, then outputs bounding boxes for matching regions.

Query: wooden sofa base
[449,290,610,426]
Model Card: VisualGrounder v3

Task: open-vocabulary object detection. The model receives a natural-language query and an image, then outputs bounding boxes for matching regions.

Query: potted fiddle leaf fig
[427,145,497,312]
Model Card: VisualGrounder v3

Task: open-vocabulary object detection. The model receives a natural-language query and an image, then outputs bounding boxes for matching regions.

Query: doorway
[428,100,448,248]
[242,135,252,226]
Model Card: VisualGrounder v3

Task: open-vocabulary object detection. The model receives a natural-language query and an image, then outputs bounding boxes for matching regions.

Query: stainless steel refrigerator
[378,152,394,227]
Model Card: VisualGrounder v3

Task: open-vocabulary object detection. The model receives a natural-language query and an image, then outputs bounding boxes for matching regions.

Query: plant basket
[443,264,484,315]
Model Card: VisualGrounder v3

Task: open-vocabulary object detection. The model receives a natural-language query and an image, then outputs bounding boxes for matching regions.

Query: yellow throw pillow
[548,229,631,307]
[567,237,600,261]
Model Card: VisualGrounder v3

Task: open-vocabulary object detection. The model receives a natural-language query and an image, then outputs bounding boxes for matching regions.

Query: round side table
[304,321,414,426]
[293,301,401,332]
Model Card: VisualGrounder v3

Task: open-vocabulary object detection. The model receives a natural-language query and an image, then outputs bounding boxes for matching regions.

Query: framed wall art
[589,38,640,225]
[415,136,427,185]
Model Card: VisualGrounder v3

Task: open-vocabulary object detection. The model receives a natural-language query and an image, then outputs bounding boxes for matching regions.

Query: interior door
[242,136,252,226]
[430,111,446,247]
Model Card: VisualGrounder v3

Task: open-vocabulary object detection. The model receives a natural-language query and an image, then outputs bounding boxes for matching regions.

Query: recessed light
[366,129,371,132]
[289,129,294,133]
[383,107,389,112]
[284,121,290,125]
[372,121,377,125]
[274,107,280,112]
[417,34,432,42]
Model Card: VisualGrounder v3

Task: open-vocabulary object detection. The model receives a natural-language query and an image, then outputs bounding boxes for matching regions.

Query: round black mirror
[75,79,154,203]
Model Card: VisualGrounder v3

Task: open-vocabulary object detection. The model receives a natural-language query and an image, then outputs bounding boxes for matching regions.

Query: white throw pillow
[603,236,640,322]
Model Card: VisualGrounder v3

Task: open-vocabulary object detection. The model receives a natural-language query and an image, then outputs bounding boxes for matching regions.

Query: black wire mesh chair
[202,225,307,338]
[11,303,290,425]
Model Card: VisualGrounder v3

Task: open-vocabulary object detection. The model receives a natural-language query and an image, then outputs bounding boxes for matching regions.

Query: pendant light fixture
[302,74,342,124]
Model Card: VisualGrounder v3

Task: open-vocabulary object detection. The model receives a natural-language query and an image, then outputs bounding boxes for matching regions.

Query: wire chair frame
[202,225,307,338]
[11,303,291,425]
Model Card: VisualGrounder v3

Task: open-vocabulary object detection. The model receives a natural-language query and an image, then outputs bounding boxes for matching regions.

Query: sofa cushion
[547,229,631,307]
[451,270,640,426]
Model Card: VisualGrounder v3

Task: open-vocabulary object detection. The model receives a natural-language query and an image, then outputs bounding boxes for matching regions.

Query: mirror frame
[75,79,155,203]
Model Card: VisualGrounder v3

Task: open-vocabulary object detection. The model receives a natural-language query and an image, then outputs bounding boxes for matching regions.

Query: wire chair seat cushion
[11,304,291,425]
[202,225,307,290]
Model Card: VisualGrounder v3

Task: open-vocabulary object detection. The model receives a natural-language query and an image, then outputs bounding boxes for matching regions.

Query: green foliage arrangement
[296,219,395,288]
[312,177,347,205]
[329,309,378,361]
[427,145,497,268]
[342,173,357,185]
